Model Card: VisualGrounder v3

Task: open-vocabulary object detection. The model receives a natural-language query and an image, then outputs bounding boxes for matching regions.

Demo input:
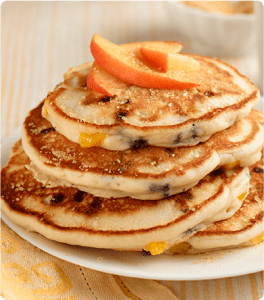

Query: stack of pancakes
[1,45,263,255]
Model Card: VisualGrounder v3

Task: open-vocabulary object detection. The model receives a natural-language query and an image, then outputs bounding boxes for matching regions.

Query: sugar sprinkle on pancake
[22,103,263,200]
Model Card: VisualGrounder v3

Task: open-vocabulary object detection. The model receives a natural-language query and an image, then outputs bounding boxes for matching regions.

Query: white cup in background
[165,1,257,56]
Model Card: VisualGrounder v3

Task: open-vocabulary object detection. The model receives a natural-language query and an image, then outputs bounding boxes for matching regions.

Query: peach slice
[90,33,200,91]
[121,40,183,59]
[87,42,184,96]
[140,47,200,73]
[87,63,129,96]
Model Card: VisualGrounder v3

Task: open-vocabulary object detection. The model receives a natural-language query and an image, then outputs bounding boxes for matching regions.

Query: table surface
[1,2,263,300]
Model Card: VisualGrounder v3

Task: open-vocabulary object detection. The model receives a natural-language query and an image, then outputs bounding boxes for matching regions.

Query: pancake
[22,104,263,200]
[170,155,263,254]
[42,53,259,151]
[1,140,250,254]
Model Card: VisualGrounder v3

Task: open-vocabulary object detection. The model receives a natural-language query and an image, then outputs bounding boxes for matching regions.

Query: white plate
[1,100,263,281]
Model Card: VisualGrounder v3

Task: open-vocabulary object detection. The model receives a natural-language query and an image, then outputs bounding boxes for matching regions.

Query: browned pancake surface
[1,140,246,232]
[23,102,262,181]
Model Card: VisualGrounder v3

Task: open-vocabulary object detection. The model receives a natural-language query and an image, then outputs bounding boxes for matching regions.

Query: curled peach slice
[87,63,129,96]
[141,46,200,73]
[87,42,184,96]
[90,33,200,91]
[121,40,183,59]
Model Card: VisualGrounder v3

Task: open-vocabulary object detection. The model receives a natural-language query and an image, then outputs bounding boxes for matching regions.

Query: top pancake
[43,54,259,150]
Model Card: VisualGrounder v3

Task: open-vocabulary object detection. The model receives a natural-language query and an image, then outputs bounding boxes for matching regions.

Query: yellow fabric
[1,221,179,300]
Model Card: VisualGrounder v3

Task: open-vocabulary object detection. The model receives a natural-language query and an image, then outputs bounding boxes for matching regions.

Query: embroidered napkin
[1,220,179,300]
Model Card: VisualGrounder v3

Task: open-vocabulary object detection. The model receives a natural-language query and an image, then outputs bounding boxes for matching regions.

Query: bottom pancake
[1,140,251,255]
[170,156,263,254]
